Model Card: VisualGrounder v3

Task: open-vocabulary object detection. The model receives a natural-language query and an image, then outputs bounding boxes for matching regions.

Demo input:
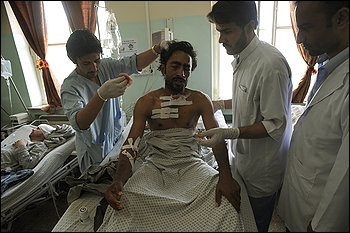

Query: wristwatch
[151,45,160,56]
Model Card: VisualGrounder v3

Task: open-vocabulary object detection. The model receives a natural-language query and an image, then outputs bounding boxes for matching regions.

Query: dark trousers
[248,192,277,232]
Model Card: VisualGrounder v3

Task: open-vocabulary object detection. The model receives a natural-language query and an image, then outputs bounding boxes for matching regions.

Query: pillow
[38,124,56,138]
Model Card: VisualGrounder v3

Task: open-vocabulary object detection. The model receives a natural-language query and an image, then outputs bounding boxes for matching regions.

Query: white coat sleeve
[311,96,349,232]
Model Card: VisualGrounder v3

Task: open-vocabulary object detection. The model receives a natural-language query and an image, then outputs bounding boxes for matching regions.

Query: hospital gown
[97,128,245,232]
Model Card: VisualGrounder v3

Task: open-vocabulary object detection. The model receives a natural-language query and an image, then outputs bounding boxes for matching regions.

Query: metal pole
[8,76,32,121]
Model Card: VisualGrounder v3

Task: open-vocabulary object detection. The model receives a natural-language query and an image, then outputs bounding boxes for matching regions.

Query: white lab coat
[230,36,293,198]
[277,59,349,232]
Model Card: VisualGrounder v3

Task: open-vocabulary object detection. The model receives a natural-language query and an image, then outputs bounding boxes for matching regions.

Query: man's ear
[334,7,349,29]
[245,20,255,34]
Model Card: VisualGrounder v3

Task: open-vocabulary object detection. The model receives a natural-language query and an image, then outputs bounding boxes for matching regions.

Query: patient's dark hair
[66,28,103,64]
[207,1,258,29]
[157,40,197,72]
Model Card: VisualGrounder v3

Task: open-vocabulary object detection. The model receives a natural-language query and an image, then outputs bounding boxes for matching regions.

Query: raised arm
[104,95,149,210]
[199,93,241,213]
[136,42,161,70]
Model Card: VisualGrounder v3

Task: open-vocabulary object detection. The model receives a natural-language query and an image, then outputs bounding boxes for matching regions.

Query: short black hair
[157,40,197,72]
[295,1,349,20]
[66,28,102,64]
[207,1,258,29]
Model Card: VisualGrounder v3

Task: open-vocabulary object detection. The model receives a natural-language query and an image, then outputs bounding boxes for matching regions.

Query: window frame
[212,1,308,101]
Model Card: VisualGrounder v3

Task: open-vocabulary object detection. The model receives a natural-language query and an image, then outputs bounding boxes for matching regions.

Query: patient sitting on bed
[100,41,243,232]
[1,124,74,171]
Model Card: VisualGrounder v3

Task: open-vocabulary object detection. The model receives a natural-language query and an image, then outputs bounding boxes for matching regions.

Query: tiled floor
[5,190,286,232]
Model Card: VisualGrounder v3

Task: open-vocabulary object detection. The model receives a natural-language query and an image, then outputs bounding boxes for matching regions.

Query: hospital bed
[52,110,259,232]
[1,119,77,232]
[52,105,306,232]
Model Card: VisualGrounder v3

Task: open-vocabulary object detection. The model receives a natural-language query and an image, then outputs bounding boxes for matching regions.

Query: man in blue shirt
[61,29,162,172]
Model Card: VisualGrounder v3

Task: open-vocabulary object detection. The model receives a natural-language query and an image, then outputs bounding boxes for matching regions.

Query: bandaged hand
[196,127,240,148]
[104,180,125,210]
[97,73,131,101]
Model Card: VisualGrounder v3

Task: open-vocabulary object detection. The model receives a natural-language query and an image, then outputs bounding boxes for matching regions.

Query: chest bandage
[160,93,192,107]
[151,107,178,119]
[151,93,192,119]
[121,137,140,168]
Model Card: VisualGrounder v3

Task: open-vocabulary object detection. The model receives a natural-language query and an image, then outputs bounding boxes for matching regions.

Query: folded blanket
[97,128,244,232]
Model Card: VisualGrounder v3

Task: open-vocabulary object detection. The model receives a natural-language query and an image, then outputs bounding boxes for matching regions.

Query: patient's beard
[165,77,187,94]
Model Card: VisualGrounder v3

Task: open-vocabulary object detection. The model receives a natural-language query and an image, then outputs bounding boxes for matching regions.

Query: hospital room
[1,1,348,232]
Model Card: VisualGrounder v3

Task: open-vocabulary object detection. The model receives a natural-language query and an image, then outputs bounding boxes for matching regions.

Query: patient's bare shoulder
[135,89,163,115]
[187,89,212,106]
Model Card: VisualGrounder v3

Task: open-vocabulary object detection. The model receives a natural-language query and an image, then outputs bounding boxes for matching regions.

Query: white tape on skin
[151,113,179,119]
[160,93,192,107]
[121,137,140,168]
[151,107,179,119]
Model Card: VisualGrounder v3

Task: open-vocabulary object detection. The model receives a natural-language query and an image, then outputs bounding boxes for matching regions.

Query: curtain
[61,1,99,33]
[289,1,318,103]
[9,1,62,114]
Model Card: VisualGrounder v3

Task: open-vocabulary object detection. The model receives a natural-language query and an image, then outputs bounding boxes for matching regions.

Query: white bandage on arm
[197,127,240,148]
[121,137,141,168]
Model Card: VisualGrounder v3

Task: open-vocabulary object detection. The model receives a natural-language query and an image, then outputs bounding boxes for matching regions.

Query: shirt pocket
[236,84,253,121]
[290,155,316,199]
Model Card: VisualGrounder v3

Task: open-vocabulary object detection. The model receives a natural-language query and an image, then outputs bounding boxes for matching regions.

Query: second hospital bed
[1,120,77,231]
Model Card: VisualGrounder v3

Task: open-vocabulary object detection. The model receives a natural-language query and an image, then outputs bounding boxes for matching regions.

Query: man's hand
[195,127,240,147]
[97,73,131,101]
[13,139,28,148]
[104,180,125,210]
[215,173,241,213]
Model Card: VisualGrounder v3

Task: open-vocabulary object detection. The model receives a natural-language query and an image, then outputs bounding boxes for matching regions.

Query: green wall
[1,1,33,127]
[120,15,212,119]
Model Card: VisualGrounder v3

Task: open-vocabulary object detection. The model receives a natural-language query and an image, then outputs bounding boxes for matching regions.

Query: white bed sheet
[52,164,257,232]
[1,125,76,223]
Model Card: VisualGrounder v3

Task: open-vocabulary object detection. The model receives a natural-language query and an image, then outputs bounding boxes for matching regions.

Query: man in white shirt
[196,1,293,231]
[277,1,349,232]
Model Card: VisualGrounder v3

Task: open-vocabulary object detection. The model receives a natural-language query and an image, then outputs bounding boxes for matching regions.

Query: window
[44,1,108,85]
[4,1,46,107]
[44,1,75,87]
[213,1,314,101]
